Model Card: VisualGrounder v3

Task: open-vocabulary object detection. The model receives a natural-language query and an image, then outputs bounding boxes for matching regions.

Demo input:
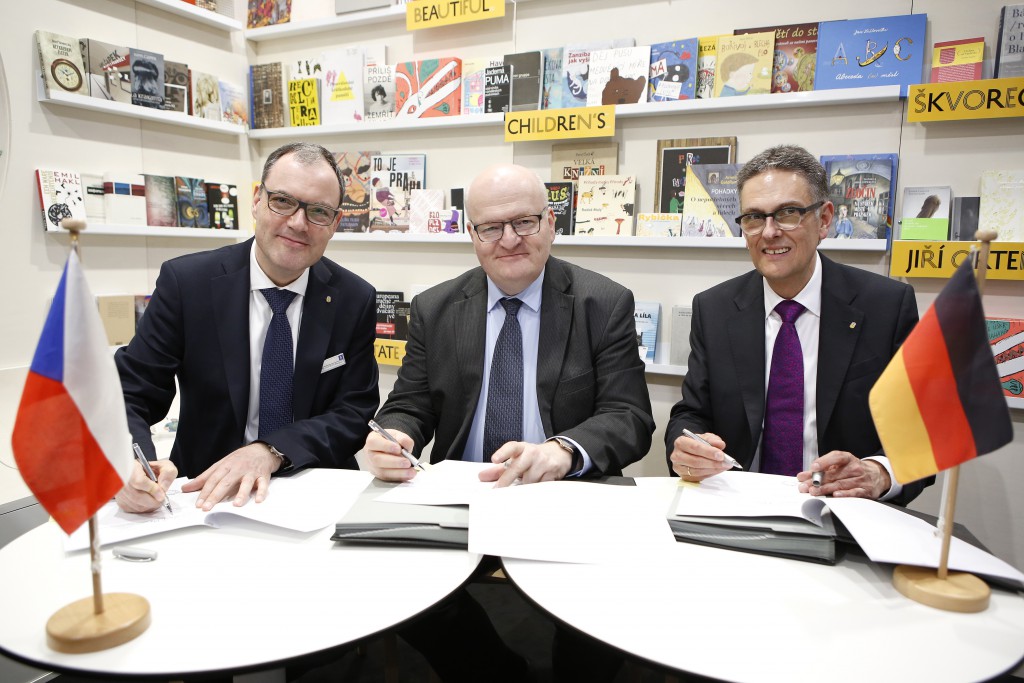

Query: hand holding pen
[367,420,424,481]
[671,429,741,481]
[117,442,176,515]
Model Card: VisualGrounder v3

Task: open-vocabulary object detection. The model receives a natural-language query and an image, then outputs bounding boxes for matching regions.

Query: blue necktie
[483,298,524,458]
[259,288,297,439]
[761,300,806,476]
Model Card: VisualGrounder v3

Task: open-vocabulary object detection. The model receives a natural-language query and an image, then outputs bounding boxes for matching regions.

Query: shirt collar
[249,240,309,297]
[486,268,545,314]
[762,252,822,320]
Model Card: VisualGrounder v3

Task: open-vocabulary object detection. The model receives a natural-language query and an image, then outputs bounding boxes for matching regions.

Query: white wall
[1,0,1021,576]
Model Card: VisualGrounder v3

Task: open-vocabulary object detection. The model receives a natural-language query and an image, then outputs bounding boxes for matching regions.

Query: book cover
[587,46,651,106]
[633,301,660,364]
[192,71,223,121]
[545,181,576,235]
[736,22,819,93]
[395,57,462,118]
[504,50,544,111]
[654,137,737,214]
[321,47,365,124]
[681,163,742,237]
[36,31,87,96]
[82,173,105,224]
[97,295,137,346]
[987,318,1024,402]
[335,0,391,14]
[130,48,164,108]
[175,176,210,228]
[696,34,728,99]
[250,62,285,128]
[364,64,396,122]
[36,170,86,231]
[79,39,129,101]
[648,39,698,102]
[900,186,952,240]
[814,14,928,96]
[103,173,146,225]
[143,174,178,227]
[714,32,774,97]
[550,141,619,181]
[219,80,249,126]
[248,0,291,28]
[820,154,899,240]
[207,183,239,230]
[376,291,403,339]
[561,38,635,108]
[409,189,445,233]
[541,47,563,109]
[288,77,321,126]
[979,170,1024,241]
[369,154,426,232]
[996,4,1024,78]
[163,60,190,113]
[424,209,461,234]
[636,212,682,237]
[483,65,512,113]
[930,37,985,82]
[334,151,377,233]
[950,195,980,241]
[574,175,636,237]
[669,305,693,366]
[461,57,503,115]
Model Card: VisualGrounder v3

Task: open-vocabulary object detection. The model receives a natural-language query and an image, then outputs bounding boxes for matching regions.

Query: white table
[0,516,480,679]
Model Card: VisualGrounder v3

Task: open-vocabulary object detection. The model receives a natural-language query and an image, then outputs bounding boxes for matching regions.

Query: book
[545,181,576,235]
[369,154,426,232]
[162,60,190,113]
[250,62,285,128]
[735,22,819,93]
[461,57,503,115]
[394,57,462,118]
[987,318,1024,402]
[681,163,742,237]
[654,137,737,214]
[669,305,692,366]
[574,175,636,237]
[633,301,660,363]
[102,173,146,224]
[82,173,105,224]
[36,31,87,96]
[587,46,651,106]
[714,32,774,97]
[219,79,248,126]
[820,153,899,240]
[376,291,403,339]
[635,212,682,237]
[550,141,619,180]
[561,38,635,108]
[334,151,377,233]
[899,186,952,240]
[814,14,928,97]
[143,174,178,227]
[541,47,563,109]
[409,189,445,233]
[288,77,321,126]
[97,295,138,346]
[930,37,985,82]
[192,71,223,121]
[504,50,544,111]
[247,0,292,28]
[36,170,86,231]
[483,65,512,113]
[207,183,239,230]
[364,64,396,122]
[950,195,980,241]
[996,4,1024,78]
[335,0,391,13]
[696,34,728,99]
[648,39,698,102]
[175,176,210,228]
[79,39,129,102]
[321,47,365,124]
[979,170,1024,241]
[129,48,164,108]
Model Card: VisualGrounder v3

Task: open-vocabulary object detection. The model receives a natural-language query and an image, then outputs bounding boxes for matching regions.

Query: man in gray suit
[365,163,654,682]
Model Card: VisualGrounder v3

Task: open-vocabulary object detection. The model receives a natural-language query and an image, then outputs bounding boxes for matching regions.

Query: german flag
[869,258,1013,484]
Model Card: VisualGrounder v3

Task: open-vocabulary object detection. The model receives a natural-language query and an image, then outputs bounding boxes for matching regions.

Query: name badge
[321,353,346,374]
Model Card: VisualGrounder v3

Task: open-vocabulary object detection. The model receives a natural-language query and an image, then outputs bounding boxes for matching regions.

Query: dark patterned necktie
[259,287,297,439]
[761,300,806,476]
[483,298,524,458]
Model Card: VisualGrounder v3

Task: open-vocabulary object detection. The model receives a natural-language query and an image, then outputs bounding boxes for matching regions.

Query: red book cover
[930,37,985,83]
[394,57,462,118]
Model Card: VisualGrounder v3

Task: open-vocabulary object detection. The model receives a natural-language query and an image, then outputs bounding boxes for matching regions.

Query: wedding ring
[503,460,511,470]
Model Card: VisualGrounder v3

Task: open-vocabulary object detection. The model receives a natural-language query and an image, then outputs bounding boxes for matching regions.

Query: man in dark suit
[666,144,931,505]
[365,163,654,682]
[114,142,379,513]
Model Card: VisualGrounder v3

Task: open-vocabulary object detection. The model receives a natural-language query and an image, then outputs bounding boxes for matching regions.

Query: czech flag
[869,258,1013,484]
[11,251,132,534]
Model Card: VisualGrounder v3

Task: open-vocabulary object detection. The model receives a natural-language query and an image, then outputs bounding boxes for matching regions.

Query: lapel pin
[326,296,332,303]
[850,322,856,329]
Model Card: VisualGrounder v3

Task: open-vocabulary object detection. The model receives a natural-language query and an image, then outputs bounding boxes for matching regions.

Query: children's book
[545,181,576,235]
[648,39,698,102]
[408,189,445,233]
[574,175,636,237]
[587,46,651,106]
[714,33,774,97]
[369,154,426,232]
[681,164,742,238]
[36,170,86,231]
[395,57,462,118]
[735,23,819,93]
[334,151,378,233]
[541,47,563,109]
[633,301,660,364]
[696,34,728,99]
[551,141,618,181]
[814,14,928,96]
[654,137,737,213]
[636,213,683,237]
[819,153,899,240]
[561,39,634,108]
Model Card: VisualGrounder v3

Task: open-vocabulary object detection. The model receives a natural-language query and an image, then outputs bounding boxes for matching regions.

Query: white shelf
[249,112,504,140]
[1008,397,1024,410]
[38,88,247,137]
[331,231,470,243]
[45,225,245,239]
[134,0,243,31]
[645,363,686,378]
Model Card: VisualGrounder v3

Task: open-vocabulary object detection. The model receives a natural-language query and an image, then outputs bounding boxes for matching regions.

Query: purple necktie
[761,300,805,476]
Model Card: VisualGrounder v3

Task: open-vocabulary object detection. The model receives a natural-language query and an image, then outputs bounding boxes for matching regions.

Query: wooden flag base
[46,593,151,653]
[892,565,990,613]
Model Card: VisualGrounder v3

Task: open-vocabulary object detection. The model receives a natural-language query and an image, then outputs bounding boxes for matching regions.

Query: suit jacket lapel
[816,256,863,442]
[212,240,253,435]
[293,260,339,420]
[451,271,488,453]
[727,273,767,448]
[536,259,573,434]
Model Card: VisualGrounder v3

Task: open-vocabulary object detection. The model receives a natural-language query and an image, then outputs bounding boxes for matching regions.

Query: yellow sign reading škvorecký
[406,0,504,31]
[374,339,407,366]
[908,78,1024,122]
[890,241,1024,280]
[504,106,616,142]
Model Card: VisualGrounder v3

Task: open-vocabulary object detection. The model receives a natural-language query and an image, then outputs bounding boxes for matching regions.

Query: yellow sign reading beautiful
[890,241,1024,280]
[908,78,1024,122]
[406,0,504,31]
[504,106,616,142]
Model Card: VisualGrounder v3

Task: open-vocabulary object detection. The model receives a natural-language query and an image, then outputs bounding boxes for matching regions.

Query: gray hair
[260,142,345,207]
[737,144,829,204]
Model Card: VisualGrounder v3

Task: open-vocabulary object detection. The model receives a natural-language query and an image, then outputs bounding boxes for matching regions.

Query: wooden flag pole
[44,219,151,654]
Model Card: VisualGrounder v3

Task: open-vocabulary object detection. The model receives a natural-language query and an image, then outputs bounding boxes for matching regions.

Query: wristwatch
[258,441,292,473]
[552,437,583,475]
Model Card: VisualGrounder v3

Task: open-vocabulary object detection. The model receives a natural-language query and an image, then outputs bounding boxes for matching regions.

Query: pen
[681,429,743,470]
[812,471,823,487]
[368,420,424,471]
[132,442,173,515]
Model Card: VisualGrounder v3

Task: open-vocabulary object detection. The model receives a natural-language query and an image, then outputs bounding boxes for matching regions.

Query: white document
[66,468,373,551]
[672,471,826,526]
[374,460,497,505]
[469,481,677,564]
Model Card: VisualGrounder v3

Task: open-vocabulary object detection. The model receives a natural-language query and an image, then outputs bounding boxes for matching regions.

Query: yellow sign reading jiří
[908,78,1024,122]
[407,0,504,31]
[504,106,616,142]
[890,241,1024,280]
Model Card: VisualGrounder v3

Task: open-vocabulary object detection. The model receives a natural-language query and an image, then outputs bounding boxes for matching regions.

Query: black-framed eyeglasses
[262,186,339,227]
[472,213,546,243]
[735,201,825,236]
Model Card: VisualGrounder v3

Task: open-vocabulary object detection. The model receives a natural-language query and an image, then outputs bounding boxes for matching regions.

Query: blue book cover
[819,154,899,241]
[814,14,927,96]
[541,47,563,109]
[648,39,698,102]
[633,301,660,364]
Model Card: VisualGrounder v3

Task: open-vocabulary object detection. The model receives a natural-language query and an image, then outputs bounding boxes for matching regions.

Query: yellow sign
[374,339,407,366]
[890,241,1024,280]
[504,106,616,142]
[406,0,504,31]
[907,78,1024,122]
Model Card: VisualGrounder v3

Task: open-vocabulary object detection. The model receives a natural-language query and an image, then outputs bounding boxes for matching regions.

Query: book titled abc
[814,14,927,96]
[176,176,210,228]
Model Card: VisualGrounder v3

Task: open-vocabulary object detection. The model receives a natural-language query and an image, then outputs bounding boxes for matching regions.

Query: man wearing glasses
[665,144,931,505]
[114,142,379,513]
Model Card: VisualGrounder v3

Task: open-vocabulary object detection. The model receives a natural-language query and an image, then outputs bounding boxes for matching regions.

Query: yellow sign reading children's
[908,78,1024,122]
[890,241,1024,280]
[407,0,504,31]
[504,106,616,142]
[374,339,407,366]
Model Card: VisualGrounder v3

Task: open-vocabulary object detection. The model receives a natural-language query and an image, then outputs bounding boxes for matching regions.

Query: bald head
[465,164,548,225]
